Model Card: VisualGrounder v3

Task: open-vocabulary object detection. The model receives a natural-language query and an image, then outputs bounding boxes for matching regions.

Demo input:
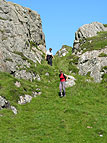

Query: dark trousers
[48,58,52,66]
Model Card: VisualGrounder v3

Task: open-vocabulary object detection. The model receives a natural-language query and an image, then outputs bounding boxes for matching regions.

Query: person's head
[49,48,52,52]
[59,70,63,74]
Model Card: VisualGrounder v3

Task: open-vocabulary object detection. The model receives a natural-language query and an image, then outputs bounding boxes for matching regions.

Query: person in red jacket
[59,70,68,97]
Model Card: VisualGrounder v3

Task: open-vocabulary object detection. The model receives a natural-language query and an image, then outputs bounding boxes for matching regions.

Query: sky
[7,0,107,54]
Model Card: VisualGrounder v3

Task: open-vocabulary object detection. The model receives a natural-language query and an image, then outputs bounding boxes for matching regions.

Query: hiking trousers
[59,81,65,96]
[48,57,52,66]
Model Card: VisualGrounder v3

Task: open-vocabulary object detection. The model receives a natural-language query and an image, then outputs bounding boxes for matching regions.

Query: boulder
[65,75,76,88]
[45,72,49,76]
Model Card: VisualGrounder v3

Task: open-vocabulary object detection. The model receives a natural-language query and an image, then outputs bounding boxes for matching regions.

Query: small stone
[37,92,42,95]
[18,96,25,105]
[24,95,32,103]
[87,126,92,129]
[36,88,40,91]
[11,106,17,115]
[18,95,32,104]
[45,72,49,76]
[15,81,21,88]
[32,92,38,97]
[36,74,41,81]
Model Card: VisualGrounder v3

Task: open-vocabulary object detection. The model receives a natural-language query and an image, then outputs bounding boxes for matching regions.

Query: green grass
[103,24,107,27]
[0,17,6,20]
[0,70,107,143]
[98,53,107,57]
[54,47,79,74]
[0,50,107,143]
[80,31,107,53]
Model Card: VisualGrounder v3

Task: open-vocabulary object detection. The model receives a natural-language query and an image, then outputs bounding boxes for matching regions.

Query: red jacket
[59,73,66,82]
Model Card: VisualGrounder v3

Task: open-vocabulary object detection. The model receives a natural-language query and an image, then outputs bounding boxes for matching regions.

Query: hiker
[59,70,68,97]
[45,48,54,66]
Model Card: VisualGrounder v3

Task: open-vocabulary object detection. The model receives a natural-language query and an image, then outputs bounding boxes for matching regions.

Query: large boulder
[0,0,46,80]
[73,22,106,54]
[65,75,76,87]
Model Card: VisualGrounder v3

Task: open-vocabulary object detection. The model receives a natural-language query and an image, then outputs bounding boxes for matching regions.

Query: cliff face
[0,0,46,80]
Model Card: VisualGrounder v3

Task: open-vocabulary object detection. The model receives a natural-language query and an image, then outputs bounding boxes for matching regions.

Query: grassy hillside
[79,31,107,54]
[0,32,107,142]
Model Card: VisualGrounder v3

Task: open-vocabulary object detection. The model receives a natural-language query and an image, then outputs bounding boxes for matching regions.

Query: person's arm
[52,55,54,59]
[66,75,68,80]
[64,74,68,81]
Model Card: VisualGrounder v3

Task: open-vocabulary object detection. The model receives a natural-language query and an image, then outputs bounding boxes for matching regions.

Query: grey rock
[10,106,17,115]
[18,95,32,104]
[45,72,49,76]
[0,96,17,114]
[38,44,47,54]
[18,96,25,104]
[32,92,38,97]
[32,91,42,97]
[56,46,69,57]
[0,96,10,109]
[65,75,76,88]
[78,48,107,82]
[36,74,41,81]
[36,88,41,91]
[0,0,46,80]
[15,81,21,88]
[73,22,106,54]
[24,95,32,103]
[15,70,36,81]
[37,92,42,95]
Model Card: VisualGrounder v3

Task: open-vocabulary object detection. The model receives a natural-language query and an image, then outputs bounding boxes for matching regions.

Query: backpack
[59,73,67,81]
[63,74,67,81]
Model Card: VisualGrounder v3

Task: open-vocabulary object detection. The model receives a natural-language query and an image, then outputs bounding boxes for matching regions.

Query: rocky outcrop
[56,45,72,57]
[18,90,42,105]
[0,96,17,114]
[72,22,107,82]
[78,48,107,82]
[0,0,46,80]
[73,22,106,54]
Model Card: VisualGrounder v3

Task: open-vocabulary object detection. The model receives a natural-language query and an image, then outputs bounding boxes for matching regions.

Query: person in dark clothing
[45,48,54,66]
[59,70,68,97]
